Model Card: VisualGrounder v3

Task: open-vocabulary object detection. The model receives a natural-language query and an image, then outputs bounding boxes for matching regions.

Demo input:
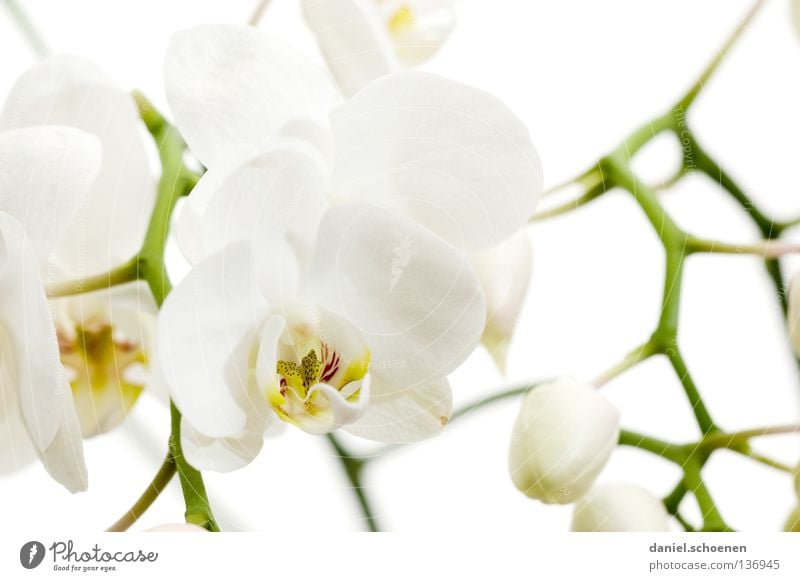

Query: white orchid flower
[158,24,542,471]
[0,55,157,438]
[302,1,534,371]
[471,231,533,374]
[0,125,101,492]
[302,0,456,96]
[571,482,671,532]
[508,379,620,504]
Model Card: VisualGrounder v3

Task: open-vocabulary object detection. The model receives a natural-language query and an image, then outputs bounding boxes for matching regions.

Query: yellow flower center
[58,322,146,438]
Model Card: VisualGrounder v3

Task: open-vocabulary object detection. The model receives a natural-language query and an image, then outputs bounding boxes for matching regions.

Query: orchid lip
[57,316,146,438]
[262,303,371,432]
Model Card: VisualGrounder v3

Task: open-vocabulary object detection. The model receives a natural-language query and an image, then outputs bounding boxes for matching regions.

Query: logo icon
[19,541,45,569]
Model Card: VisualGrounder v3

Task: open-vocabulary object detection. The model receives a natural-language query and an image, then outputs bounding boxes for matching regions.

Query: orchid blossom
[0,124,99,492]
[156,23,542,471]
[302,1,533,372]
[0,55,157,438]
[302,0,456,96]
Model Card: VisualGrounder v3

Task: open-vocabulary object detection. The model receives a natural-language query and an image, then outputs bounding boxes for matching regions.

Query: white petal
[344,375,451,442]
[157,242,269,438]
[571,482,671,532]
[310,204,485,386]
[331,71,543,251]
[176,122,334,267]
[185,140,330,302]
[0,213,65,449]
[302,0,397,97]
[39,396,88,493]
[0,213,87,491]
[375,0,456,66]
[0,55,155,277]
[0,126,101,264]
[292,378,371,435]
[164,24,338,169]
[181,416,264,473]
[471,231,533,373]
[0,403,37,475]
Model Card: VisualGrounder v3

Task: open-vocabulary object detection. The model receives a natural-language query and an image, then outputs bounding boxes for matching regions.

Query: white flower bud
[572,482,671,532]
[508,379,620,504]
[471,231,533,375]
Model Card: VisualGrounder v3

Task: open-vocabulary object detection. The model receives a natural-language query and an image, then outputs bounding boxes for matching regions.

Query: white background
[1,0,799,533]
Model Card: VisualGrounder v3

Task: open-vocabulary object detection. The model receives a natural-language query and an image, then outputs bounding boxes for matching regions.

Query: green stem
[674,511,696,532]
[688,134,800,373]
[541,165,603,198]
[105,93,219,531]
[4,0,49,57]
[682,460,732,531]
[675,0,769,111]
[687,236,800,258]
[666,347,718,435]
[603,156,685,246]
[46,256,140,298]
[736,449,794,473]
[689,136,779,236]
[663,481,690,515]
[532,182,607,221]
[592,341,657,386]
[326,434,380,532]
[618,429,687,464]
[452,384,540,423]
[702,423,800,449]
[107,455,176,532]
[169,402,219,531]
[248,0,273,25]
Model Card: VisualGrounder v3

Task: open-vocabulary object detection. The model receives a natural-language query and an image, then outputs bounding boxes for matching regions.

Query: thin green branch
[3,0,48,57]
[702,423,800,449]
[541,165,603,198]
[592,341,657,386]
[686,131,800,377]
[687,237,800,258]
[169,402,219,531]
[46,256,140,298]
[666,347,718,435]
[682,459,733,531]
[107,455,176,532]
[618,429,687,464]
[105,92,219,532]
[532,182,607,221]
[736,449,794,473]
[248,0,273,26]
[674,511,697,532]
[326,434,380,532]
[676,0,770,111]
[451,384,540,423]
